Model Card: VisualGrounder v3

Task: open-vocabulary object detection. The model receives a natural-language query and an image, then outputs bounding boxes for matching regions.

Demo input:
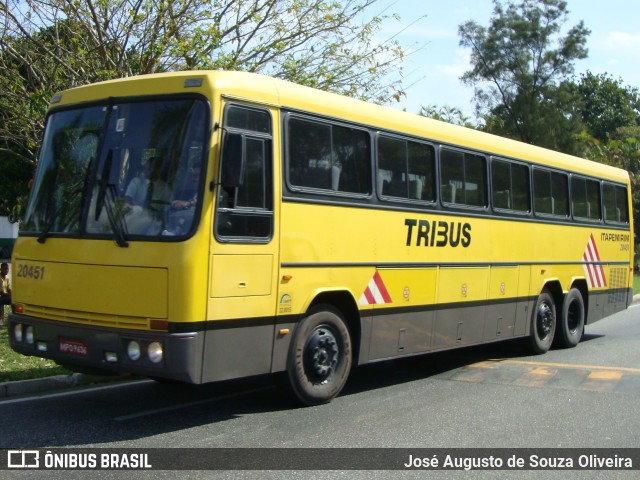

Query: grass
[0,312,71,383]
[635,274,640,295]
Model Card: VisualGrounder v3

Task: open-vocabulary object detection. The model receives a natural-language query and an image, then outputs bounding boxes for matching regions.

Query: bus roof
[52,70,629,184]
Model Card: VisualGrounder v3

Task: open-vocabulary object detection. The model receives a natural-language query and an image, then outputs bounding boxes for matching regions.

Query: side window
[216,105,273,241]
[533,168,569,217]
[440,148,487,207]
[603,183,629,224]
[287,116,370,195]
[491,159,530,212]
[378,135,435,202]
[571,176,601,221]
[408,142,436,202]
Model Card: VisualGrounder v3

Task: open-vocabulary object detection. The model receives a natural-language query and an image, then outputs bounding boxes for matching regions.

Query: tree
[418,105,476,128]
[575,71,640,143]
[0,0,407,216]
[577,127,640,250]
[458,0,590,154]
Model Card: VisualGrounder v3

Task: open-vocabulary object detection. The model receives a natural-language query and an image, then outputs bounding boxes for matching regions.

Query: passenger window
[287,117,370,195]
[408,142,436,201]
[440,148,487,207]
[491,159,530,212]
[533,168,569,217]
[571,176,601,221]
[603,183,629,224]
[378,136,435,202]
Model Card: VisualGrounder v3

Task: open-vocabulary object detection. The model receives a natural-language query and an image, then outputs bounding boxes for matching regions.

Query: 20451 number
[16,264,46,280]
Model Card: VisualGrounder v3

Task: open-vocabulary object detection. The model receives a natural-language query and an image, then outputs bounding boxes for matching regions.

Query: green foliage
[458,0,589,154]
[575,72,640,143]
[418,105,476,128]
[0,0,407,217]
[573,75,640,246]
[577,127,640,248]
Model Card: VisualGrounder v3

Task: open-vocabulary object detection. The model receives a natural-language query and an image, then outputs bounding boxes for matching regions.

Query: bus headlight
[25,326,34,345]
[14,324,23,342]
[147,342,163,364]
[127,341,141,361]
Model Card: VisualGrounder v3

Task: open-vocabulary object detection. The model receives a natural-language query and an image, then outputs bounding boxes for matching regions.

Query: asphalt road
[2,304,639,479]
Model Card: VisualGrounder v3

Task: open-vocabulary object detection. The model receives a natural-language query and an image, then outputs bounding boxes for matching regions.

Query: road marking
[114,386,273,422]
[581,371,624,392]
[446,358,640,394]
[587,371,624,380]
[468,361,499,369]
[494,359,640,374]
[512,366,556,387]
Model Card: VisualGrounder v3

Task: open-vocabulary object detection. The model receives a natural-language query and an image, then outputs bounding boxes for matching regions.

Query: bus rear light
[147,342,163,364]
[14,304,24,314]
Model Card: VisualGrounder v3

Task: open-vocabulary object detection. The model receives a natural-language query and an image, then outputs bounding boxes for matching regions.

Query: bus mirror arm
[220,132,245,188]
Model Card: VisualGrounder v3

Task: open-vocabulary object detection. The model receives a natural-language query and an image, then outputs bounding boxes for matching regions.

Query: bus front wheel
[285,305,352,406]
[557,288,585,348]
[530,290,556,354]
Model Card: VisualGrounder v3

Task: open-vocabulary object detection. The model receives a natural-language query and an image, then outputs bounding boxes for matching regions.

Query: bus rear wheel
[557,288,585,348]
[530,290,556,354]
[285,305,352,406]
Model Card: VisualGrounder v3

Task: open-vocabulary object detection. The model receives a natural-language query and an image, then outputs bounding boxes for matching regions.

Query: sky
[375,0,640,118]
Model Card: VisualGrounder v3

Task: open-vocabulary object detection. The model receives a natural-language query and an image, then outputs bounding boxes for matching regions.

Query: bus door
[203,103,279,383]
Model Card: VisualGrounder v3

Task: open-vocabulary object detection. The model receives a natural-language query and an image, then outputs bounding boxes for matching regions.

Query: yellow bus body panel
[14,259,167,319]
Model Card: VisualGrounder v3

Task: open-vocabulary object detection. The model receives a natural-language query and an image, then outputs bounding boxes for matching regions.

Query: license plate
[59,338,88,357]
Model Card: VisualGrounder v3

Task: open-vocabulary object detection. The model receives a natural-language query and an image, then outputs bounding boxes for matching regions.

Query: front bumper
[7,313,204,383]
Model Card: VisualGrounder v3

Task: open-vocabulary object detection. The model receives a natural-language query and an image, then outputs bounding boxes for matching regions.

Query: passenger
[124,157,170,234]
[125,157,155,207]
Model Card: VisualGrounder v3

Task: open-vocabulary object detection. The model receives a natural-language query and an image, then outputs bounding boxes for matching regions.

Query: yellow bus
[9,71,634,405]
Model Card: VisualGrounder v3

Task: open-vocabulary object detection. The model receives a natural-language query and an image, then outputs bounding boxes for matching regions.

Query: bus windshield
[23,97,208,242]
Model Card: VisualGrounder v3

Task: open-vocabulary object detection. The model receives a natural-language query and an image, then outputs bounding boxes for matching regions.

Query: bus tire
[557,288,585,348]
[529,290,556,354]
[285,305,352,406]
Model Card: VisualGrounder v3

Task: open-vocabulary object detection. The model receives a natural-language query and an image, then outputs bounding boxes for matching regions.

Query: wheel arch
[307,290,362,366]
[570,278,589,323]
[540,279,564,314]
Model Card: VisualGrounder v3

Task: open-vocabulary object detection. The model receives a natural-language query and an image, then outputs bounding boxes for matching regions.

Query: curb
[0,373,128,400]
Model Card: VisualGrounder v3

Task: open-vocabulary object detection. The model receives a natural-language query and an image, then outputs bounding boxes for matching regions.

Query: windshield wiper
[37,212,60,244]
[94,150,129,248]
